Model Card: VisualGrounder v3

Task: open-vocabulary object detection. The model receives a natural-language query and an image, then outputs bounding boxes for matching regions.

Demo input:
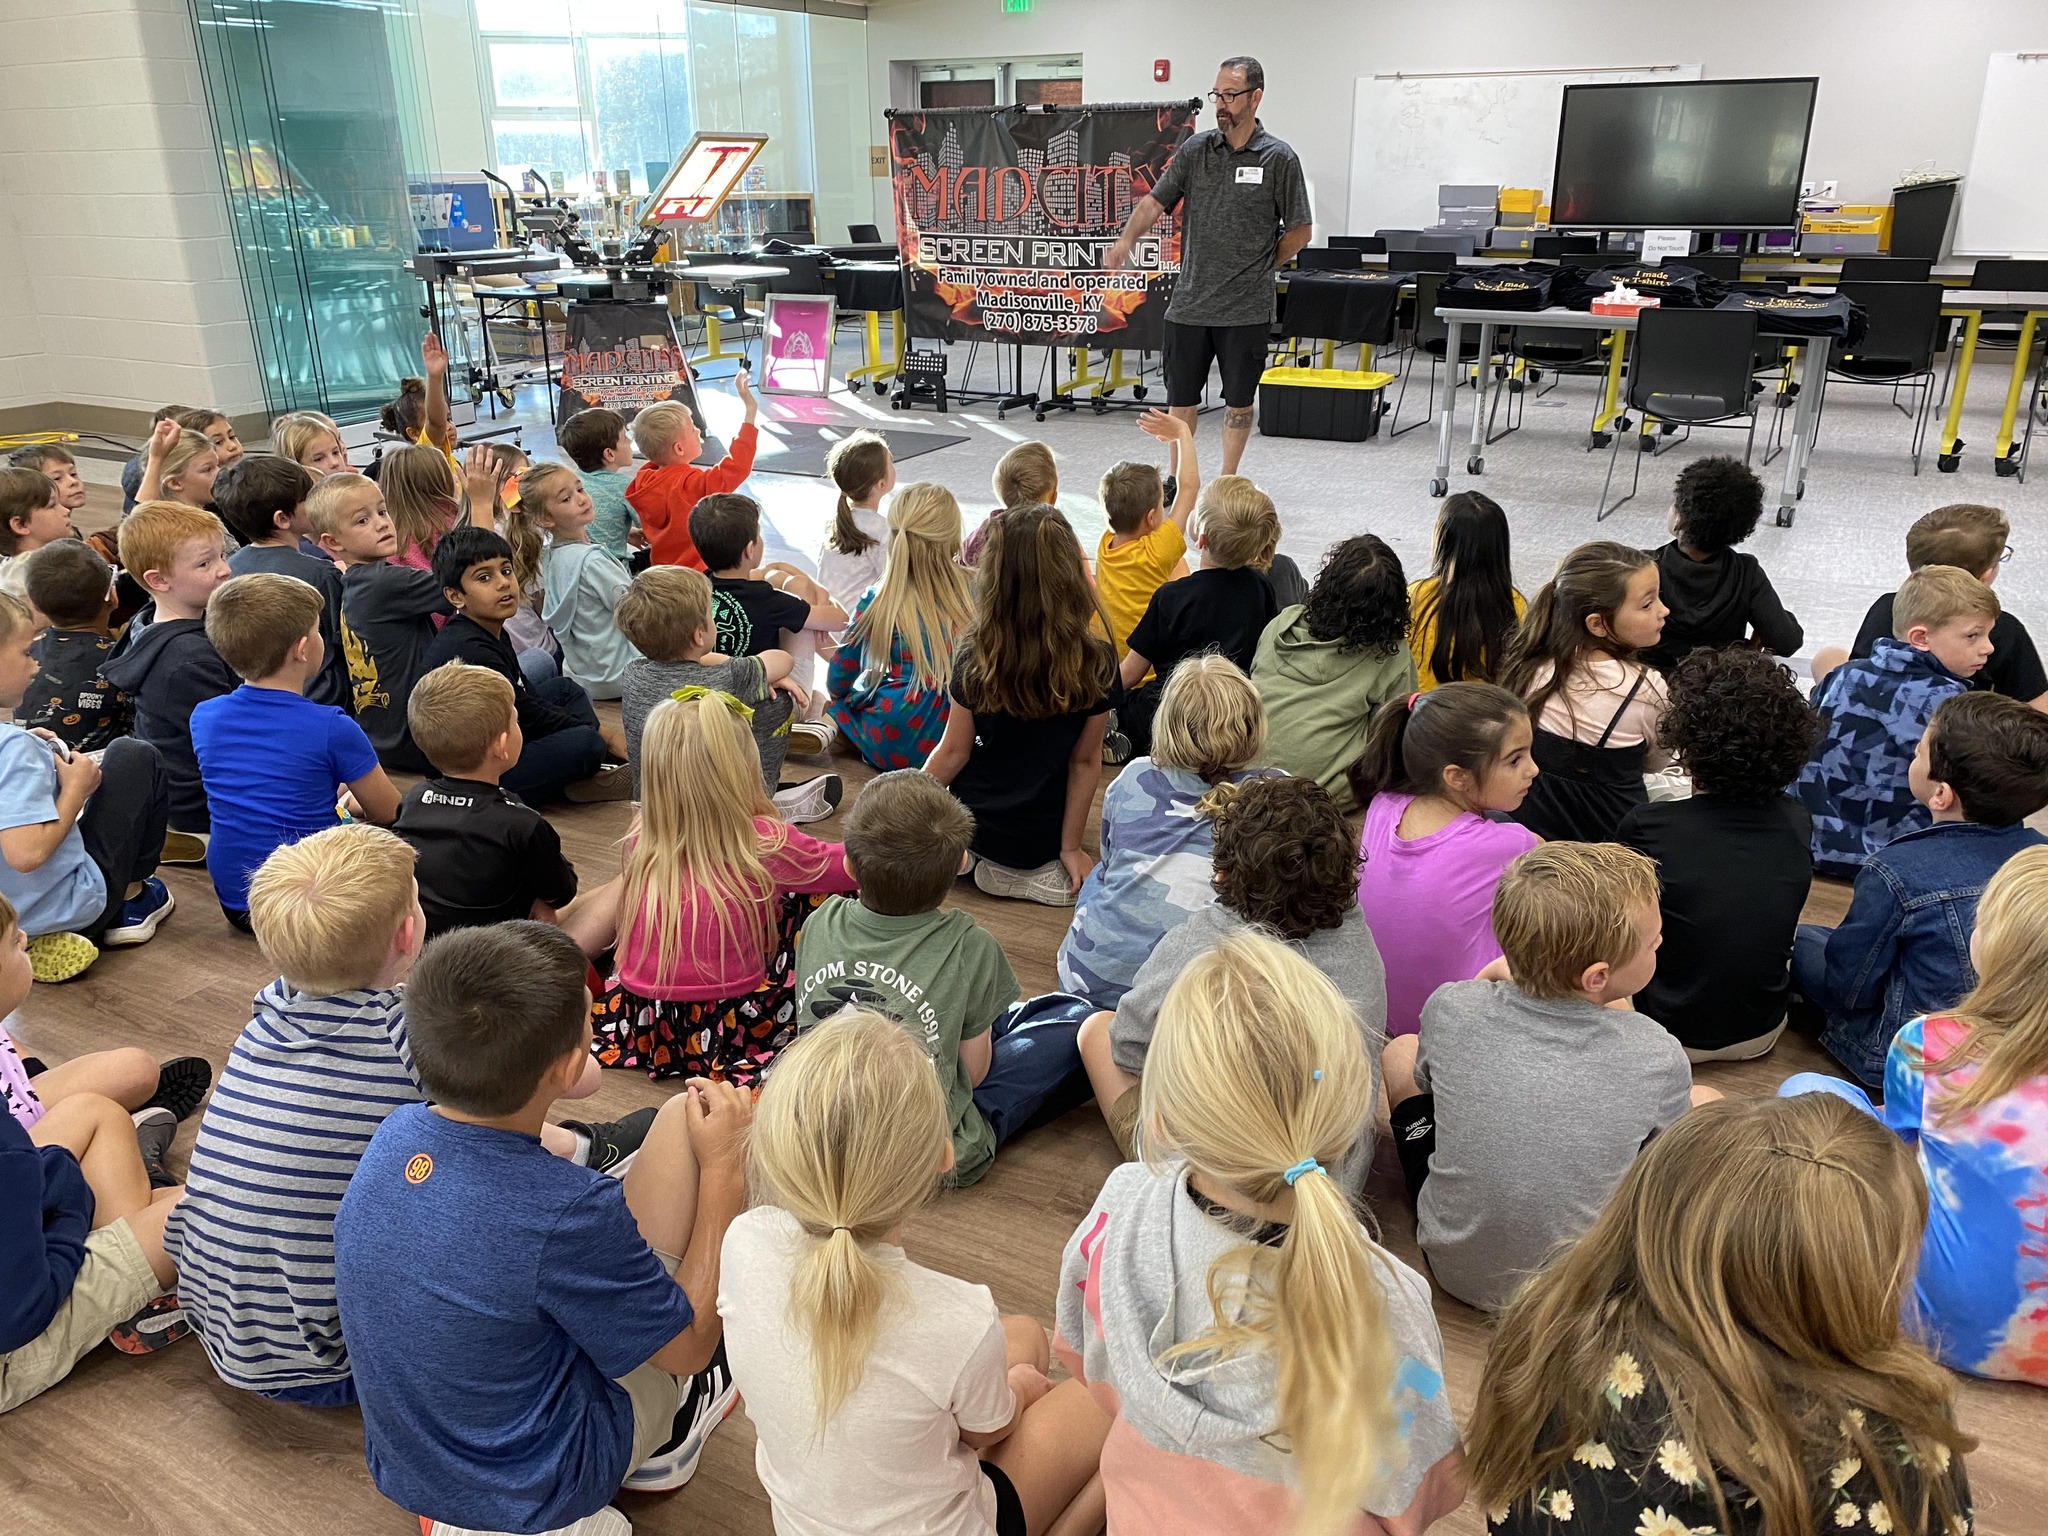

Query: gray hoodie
[1055,1160,1462,1532]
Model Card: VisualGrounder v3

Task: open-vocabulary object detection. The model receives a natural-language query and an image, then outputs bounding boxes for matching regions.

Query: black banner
[555,301,703,431]
[888,102,1199,350]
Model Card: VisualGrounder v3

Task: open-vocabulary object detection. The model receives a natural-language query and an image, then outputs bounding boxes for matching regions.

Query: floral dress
[1490,1353,1973,1536]
[824,590,951,772]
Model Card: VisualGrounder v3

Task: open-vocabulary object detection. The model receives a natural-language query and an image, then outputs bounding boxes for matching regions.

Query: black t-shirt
[948,642,1121,870]
[393,776,578,936]
[340,561,451,770]
[1851,591,2047,702]
[1125,565,1279,678]
[1617,793,1812,1051]
[710,576,809,657]
[1641,542,1803,673]
[423,614,586,740]
[22,628,131,752]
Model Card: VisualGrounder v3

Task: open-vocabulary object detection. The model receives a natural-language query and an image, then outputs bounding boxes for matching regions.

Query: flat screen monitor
[1551,78,1818,230]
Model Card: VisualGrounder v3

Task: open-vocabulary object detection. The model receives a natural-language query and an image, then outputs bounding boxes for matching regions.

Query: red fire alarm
[1153,59,1170,83]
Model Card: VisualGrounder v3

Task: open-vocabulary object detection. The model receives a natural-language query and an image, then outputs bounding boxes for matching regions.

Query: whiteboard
[1347,65,1702,235]
[1955,53,2048,257]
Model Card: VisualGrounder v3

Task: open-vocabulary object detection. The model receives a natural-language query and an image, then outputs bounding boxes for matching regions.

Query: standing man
[1105,56,1312,481]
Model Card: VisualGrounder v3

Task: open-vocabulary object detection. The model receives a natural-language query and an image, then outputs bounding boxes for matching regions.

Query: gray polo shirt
[1149,121,1311,327]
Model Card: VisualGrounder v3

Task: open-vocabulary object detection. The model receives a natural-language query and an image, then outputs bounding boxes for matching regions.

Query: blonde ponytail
[749,1008,951,1427]
[1145,930,1397,1536]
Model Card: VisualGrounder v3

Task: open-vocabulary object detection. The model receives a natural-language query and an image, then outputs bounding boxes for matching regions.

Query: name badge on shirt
[1235,165,1264,185]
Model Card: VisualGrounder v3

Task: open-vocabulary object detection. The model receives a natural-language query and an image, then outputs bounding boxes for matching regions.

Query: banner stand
[555,301,704,433]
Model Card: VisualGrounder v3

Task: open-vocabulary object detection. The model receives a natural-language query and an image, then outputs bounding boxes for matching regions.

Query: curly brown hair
[1659,646,1818,801]
[1200,775,1358,941]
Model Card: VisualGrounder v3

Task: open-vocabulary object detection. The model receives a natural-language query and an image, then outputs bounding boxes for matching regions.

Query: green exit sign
[1004,0,1030,11]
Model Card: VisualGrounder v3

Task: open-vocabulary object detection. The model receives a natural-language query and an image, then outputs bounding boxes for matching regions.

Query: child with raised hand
[592,690,857,1085]
[1796,690,2048,1088]
[514,460,639,699]
[1058,654,1269,1010]
[136,421,222,511]
[0,466,76,602]
[378,332,457,458]
[380,442,499,572]
[1388,842,1705,1313]
[724,1008,1111,1536]
[192,573,399,929]
[828,482,972,773]
[337,923,750,1534]
[961,440,1058,566]
[924,504,1120,907]
[1500,541,1671,843]
[1407,491,1524,690]
[1795,564,1998,877]
[272,411,351,481]
[1095,409,1199,660]
[120,403,197,511]
[172,407,245,472]
[1351,682,1540,1039]
[1081,774,1387,1168]
[21,541,130,752]
[1253,533,1416,811]
[557,406,640,563]
[626,370,760,570]
[1059,930,1466,1536]
[1618,647,1817,1062]
[1469,1094,1973,1536]
[818,430,895,617]
[1641,454,1801,673]
[218,454,353,711]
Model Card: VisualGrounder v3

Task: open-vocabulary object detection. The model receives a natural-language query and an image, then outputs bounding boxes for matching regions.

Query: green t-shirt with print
[793,897,1020,1184]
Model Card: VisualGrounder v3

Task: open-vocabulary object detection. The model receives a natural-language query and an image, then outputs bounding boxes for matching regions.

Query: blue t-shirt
[334,1103,697,1532]
[0,725,105,936]
[190,686,379,911]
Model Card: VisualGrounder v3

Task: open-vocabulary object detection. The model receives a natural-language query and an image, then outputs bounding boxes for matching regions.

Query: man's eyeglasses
[1208,88,1256,105]
[2003,545,2015,563]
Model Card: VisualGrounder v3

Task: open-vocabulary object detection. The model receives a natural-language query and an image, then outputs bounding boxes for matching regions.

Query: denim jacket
[1816,820,2045,1083]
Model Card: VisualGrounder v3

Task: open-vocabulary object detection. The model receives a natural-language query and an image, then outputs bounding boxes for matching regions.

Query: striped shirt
[165,981,419,1395]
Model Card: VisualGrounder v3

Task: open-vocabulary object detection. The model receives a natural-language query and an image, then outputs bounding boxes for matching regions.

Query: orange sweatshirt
[624,421,758,569]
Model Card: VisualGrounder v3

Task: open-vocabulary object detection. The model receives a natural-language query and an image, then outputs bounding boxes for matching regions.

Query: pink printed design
[1077,1209,1110,1339]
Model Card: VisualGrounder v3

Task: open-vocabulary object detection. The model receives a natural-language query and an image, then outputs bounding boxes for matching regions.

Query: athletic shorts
[982,1459,1028,1536]
[1164,319,1269,409]
[1390,1092,1436,1202]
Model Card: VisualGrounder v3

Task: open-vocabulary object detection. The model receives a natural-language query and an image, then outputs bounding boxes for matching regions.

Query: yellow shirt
[1095,520,1187,658]
[1408,577,1527,691]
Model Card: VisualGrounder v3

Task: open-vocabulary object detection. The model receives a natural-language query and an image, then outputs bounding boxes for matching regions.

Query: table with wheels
[827,261,906,396]
[1932,289,2048,480]
[663,262,788,367]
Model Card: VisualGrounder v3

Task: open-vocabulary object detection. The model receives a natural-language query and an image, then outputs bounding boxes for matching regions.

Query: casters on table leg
[1466,455,1484,475]
[1996,453,2020,478]
[1775,506,1795,528]
[1638,434,1657,454]
[1133,384,1149,399]
[1590,430,1612,450]
[872,380,887,395]
[1937,450,1961,473]
[1429,477,1449,497]
[1091,397,1108,414]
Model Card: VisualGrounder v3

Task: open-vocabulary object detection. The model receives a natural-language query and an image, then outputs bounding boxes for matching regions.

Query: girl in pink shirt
[592,689,856,1084]
[1352,683,1541,1040]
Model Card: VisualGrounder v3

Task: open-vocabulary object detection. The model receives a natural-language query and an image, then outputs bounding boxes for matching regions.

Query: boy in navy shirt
[335,922,748,1533]
[217,453,354,713]
[191,573,400,929]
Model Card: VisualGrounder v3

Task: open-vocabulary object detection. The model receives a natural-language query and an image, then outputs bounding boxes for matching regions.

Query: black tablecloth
[833,262,905,312]
[1277,272,1404,344]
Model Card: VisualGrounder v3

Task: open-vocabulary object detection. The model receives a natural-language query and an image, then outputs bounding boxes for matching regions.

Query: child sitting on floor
[379,442,497,572]
[795,770,1092,1185]
[925,504,1120,907]
[20,541,130,753]
[1095,409,1199,661]
[592,691,857,1085]
[557,406,640,564]
[0,466,76,602]
[512,461,639,699]
[1468,1094,1973,1536]
[120,403,196,511]
[1388,841,1706,1313]
[192,573,398,930]
[7,441,87,520]
[1619,646,1818,1063]
[172,407,244,473]
[961,439,1058,566]
[1351,682,1540,1040]
[816,430,894,618]
[1253,532,1416,811]
[422,526,628,804]
[1782,844,2048,1388]
[826,482,972,774]
[1407,491,1523,690]
[1079,774,1387,1169]
[218,454,353,711]
[1058,654,1270,1010]
[1642,454,1803,673]
[723,1009,1111,1536]
[626,372,759,570]
[136,421,222,511]
[1501,541,1671,843]
[336,923,746,1533]
[272,411,351,482]
[1058,931,1465,1536]
[1795,563,1998,877]
[1795,689,2048,1088]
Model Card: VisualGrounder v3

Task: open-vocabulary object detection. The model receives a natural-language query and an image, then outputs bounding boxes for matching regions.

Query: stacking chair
[1808,280,1947,471]
[1678,253,1745,284]
[1330,235,1387,253]
[1295,247,1364,271]
[1597,308,1760,519]
[1841,256,1933,283]
[1389,270,1488,437]
[848,223,883,244]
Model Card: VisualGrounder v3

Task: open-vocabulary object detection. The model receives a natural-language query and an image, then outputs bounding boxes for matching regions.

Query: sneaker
[1160,473,1178,506]
[973,857,1077,907]
[132,1106,178,1189]
[787,716,837,755]
[160,830,208,865]
[772,773,842,826]
[565,763,634,803]
[141,1057,213,1123]
[428,1510,630,1536]
[1102,714,1132,767]
[624,1342,739,1492]
[27,931,98,983]
[562,1107,657,1174]
[107,1293,192,1355]
[103,877,174,948]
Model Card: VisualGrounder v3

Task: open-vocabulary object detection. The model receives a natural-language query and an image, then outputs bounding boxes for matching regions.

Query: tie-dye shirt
[1884,1014,2048,1386]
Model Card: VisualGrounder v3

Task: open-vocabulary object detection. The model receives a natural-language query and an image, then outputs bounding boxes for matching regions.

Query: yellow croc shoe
[28,931,99,983]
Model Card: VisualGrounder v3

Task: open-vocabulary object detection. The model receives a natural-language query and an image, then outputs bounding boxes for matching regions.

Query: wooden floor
[10,487,2045,1536]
